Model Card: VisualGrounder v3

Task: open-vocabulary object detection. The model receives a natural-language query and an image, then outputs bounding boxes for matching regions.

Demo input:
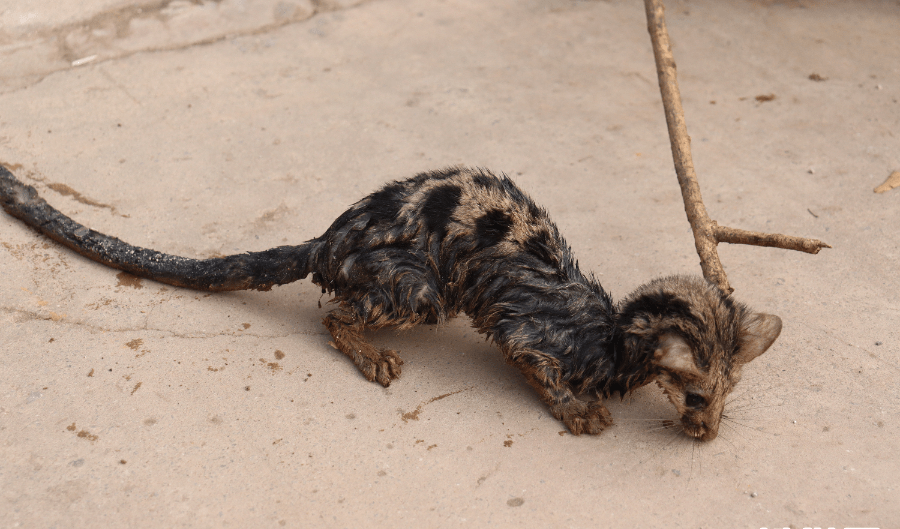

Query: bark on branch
[643,0,830,294]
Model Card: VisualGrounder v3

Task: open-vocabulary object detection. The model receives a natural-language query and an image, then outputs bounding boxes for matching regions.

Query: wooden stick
[642,0,830,294]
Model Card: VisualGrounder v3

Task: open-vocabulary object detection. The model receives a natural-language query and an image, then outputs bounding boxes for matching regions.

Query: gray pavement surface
[1,0,898,526]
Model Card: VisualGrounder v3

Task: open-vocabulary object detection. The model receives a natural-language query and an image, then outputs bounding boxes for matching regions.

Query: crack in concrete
[1,0,371,95]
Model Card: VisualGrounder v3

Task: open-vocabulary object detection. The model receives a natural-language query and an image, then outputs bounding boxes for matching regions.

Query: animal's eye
[685,393,705,408]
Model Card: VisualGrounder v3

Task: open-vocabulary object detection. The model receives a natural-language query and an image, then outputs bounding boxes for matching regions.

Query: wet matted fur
[0,166,781,440]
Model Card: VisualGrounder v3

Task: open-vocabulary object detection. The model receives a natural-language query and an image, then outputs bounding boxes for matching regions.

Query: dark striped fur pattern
[0,166,782,439]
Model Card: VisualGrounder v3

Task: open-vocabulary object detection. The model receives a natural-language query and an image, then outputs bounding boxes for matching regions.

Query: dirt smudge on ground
[116,272,143,289]
[66,422,99,442]
[46,182,122,215]
[400,387,470,423]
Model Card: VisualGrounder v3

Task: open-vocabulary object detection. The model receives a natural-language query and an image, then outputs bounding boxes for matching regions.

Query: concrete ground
[1,0,898,526]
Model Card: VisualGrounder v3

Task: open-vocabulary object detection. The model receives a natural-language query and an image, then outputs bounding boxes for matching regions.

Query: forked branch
[642,0,830,294]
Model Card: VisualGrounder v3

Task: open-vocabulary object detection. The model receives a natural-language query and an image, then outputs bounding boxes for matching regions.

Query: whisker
[616,418,678,422]
[720,420,751,444]
[722,422,751,446]
[721,415,769,429]
[647,424,681,432]
[722,420,770,440]
[645,419,681,432]
[721,413,768,423]
[648,427,683,454]
[727,376,791,408]
[721,414,781,441]
[697,439,703,479]
[687,438,702,482]
[730,386,792,412]
[698,439,703,477]
[609,427,683,483]
[716,426,740,451]
[725,387,757,407]
[721,416,763,430]
[726,402,783,413]
[646,424,678,433]
[725,391,760,408]
[657,422,685,440]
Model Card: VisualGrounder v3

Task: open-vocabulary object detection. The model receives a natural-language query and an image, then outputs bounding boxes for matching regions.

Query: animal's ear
[735,313,782,365]
[654,334,702,377]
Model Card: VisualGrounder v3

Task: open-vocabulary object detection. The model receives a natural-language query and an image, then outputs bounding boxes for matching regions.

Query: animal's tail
[0,165,317,292]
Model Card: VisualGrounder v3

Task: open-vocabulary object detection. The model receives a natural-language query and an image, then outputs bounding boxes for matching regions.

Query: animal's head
[619,275,782,441]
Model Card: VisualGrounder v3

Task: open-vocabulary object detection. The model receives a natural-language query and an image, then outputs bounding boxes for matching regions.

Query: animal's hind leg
[322,302,404,387]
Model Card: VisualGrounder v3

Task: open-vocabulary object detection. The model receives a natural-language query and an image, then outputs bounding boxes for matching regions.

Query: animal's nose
[701,422,718,441]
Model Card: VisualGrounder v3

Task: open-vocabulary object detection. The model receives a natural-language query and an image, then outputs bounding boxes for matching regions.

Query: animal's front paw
[557,401,613,435]
[364,349,404,388]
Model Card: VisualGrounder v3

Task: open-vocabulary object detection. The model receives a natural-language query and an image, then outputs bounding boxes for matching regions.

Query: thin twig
[642,0,830,294]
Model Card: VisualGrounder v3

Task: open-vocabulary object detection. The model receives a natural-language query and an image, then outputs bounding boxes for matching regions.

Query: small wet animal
[0,166,781,440]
